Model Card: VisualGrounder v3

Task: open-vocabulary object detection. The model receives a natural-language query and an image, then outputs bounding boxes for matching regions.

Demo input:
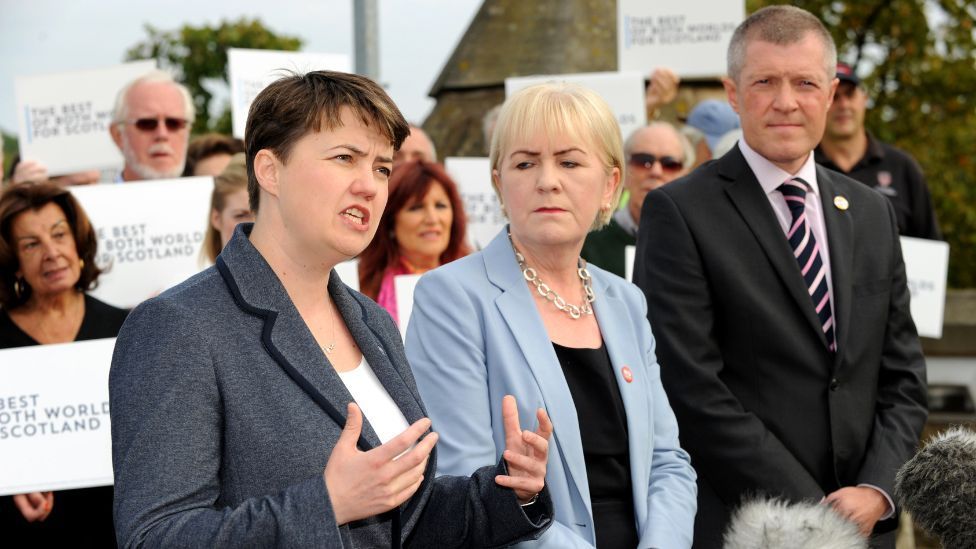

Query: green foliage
[747,0,976,287]
[125,18,302,135]
[2,131,17,179]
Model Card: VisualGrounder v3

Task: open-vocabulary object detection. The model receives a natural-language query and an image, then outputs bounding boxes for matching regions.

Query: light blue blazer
[406,230,697,548]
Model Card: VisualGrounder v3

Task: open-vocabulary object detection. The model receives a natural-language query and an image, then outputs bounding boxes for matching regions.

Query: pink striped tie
[779,178,836,352]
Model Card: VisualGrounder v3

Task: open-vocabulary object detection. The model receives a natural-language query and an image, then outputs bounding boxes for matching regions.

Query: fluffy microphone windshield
[723,498,867,549]
[895,426,976,549]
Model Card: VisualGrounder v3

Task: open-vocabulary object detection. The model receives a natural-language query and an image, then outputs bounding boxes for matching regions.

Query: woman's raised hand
[494,395,553,504]
[324,403,438,525]
[13,491,54,522]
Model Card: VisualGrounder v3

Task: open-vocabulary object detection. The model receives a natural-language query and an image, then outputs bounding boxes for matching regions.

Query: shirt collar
[613,207,638,237]
[738,137,820,197]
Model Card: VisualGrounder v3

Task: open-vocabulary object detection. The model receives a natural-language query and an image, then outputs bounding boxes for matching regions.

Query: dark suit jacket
[109,223,551,548]
[634,146,927,548]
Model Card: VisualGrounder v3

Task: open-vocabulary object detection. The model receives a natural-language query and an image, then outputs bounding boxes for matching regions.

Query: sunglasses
[125,117,189,132]
[628,153,683,172]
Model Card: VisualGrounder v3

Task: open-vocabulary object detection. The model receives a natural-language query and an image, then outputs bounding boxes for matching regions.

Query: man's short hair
[244,71,410,212]
[111,69,196,124]
[727,5,837,83]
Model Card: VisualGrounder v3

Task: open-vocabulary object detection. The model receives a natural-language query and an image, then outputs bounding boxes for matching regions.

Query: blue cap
[687,100,740,153]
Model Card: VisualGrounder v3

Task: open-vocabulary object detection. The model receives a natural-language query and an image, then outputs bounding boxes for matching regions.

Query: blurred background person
[685,98,740,166]
[109,70,194,182]
[0,182,127,546]
[183,133,245,177]
[815,62,940,239]
[393,124,437,168]
[358,159,470,324]
[200,153,252,266]
[582,122,692,279]
[407,83,697,548]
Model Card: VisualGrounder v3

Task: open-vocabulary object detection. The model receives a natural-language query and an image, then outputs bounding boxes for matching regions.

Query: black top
[0,293,128,547]
[552,342,637,549]
[815,133,941,240]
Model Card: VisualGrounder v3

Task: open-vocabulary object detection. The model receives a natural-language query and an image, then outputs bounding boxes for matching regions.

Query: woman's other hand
[13,491,54,522]
[324,403,438,525]
[494,395,552,504]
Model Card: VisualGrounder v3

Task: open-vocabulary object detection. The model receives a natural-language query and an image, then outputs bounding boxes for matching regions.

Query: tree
[125,18,302,135]
[749,0,976,287]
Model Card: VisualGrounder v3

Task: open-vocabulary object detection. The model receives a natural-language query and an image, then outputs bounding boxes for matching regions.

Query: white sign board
[445,157,505,250]
[900,236,950,339]
[334,258,360,293]
[14,60,157,176]
[505,71,647,140]
[229,48,352,138]
[72,177,213,309]
[394,273,422,341]
[625,245,636,282]
[617,0,744,78]
[0,339,116,496]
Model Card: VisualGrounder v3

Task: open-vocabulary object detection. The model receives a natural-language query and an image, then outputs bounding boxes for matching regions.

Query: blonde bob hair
[489,82,625,230]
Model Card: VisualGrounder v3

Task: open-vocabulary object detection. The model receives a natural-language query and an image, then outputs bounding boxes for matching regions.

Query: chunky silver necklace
[509,232,595,320]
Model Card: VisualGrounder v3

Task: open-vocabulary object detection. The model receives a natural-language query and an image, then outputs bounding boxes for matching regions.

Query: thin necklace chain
[322,298,337,355]
[508,232,595,320]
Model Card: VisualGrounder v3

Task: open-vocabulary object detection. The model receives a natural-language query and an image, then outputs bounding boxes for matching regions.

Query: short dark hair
[0,182,103,309]
[357,160,471,299]
[245,71,410,212]
[183,133,245,176]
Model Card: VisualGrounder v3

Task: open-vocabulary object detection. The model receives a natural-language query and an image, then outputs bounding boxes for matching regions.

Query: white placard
[71,177,214,309]
[334,258,360,293]
[625,245,636,282]
[445,157,505,251]
[617,0,744,78]
[14,60,157,176]
[229,48,352,138]
[900,236,950,339]
[394,273,422,341]
[505,71,647,140]
[0,339,116,496]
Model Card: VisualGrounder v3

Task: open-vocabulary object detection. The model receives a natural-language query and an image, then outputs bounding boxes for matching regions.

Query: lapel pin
[834,196,849,211]
[621,366,634,383]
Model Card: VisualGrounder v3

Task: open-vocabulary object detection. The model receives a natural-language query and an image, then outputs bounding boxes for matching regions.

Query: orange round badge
[622,366,634,383]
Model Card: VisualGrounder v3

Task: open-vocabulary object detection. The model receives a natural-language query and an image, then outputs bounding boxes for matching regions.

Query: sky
[0,0,483,134]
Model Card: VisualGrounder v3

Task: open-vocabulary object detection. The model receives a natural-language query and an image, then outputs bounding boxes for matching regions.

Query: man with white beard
[109,70,195,181]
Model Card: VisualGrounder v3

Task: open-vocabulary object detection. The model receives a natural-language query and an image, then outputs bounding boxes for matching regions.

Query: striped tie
[779,178,836,352]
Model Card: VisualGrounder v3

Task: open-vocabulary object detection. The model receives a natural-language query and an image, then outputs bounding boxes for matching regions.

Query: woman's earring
[13,278,25,300]
[79,258,85,270]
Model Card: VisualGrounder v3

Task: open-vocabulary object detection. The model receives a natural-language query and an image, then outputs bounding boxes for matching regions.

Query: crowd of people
[0,4,950,548]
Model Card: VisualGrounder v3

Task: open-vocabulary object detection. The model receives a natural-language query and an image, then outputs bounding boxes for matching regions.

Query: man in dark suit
[634,6,927,548]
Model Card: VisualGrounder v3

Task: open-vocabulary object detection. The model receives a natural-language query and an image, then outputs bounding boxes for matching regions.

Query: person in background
[685,99,740,167]
[109,70,553,548]
[407,82,697,548]
[393,124,437,168]
[200,153,252,265]
[635,6,927,546]
[183,133,245,177]
[358,159,470,324]
[109,70,194,182]
[815,63,941,239]
[581,122,691,279]
[0,182,127,547]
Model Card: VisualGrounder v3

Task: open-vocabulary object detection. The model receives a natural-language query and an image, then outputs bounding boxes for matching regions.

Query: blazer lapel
[817,168,853,368]
[720,150,831,347]
[591,274,652,515]
[217,224,382,450]
[483,231,593,515]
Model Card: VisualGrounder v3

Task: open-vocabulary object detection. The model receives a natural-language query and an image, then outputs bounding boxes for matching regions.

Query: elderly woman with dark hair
[358,160,470,324]
[0,182,127,546]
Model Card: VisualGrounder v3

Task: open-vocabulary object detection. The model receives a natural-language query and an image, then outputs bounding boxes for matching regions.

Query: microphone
[895,426,976,549]
[723,498,866,549]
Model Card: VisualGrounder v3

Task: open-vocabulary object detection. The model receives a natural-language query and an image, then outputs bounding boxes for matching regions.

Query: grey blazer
[109,224,552,548]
